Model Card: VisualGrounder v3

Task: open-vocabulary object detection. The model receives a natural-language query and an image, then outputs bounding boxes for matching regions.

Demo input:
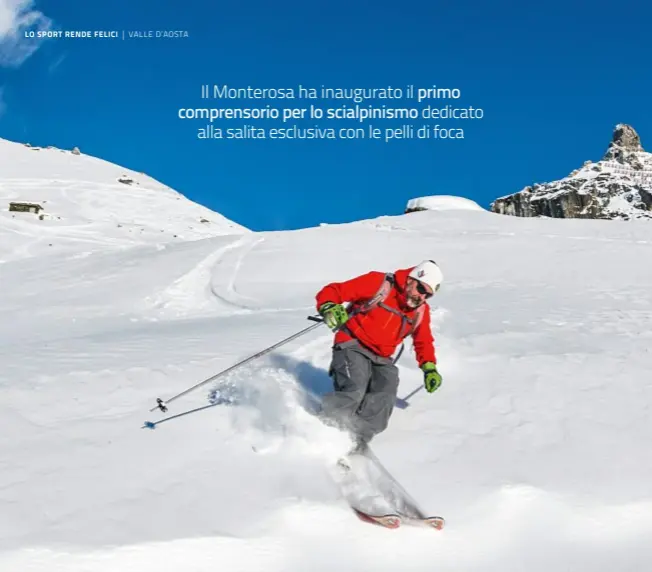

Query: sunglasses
[414,280,434,298]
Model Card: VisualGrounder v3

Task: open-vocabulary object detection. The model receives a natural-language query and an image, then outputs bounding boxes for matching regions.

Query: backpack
[351,273,426,363]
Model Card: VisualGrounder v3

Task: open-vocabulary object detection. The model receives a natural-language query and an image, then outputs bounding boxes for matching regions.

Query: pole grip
[149,398,168,413]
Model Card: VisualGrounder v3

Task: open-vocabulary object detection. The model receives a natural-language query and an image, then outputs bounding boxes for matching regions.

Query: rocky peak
[612,124,642,150]
[491,124,652,221]
[602,124,644,166]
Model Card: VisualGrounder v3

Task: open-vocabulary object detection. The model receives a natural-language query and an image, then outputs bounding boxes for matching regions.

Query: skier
[316,260,443,450]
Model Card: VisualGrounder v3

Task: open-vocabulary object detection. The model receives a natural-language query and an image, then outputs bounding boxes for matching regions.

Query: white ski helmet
[408,260,443,293]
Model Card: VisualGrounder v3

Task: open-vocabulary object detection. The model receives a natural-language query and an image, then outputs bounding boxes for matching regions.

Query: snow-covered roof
[406,195,485,212]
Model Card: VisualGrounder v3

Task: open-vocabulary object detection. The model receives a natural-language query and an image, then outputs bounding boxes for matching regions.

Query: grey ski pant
[320,339,400,443]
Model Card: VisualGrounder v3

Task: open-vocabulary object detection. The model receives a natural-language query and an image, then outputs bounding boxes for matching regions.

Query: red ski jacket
[315,267,436,366]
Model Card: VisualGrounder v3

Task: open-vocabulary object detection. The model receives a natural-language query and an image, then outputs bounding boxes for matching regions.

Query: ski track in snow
[209,234,266,311]
[144,234,266,316]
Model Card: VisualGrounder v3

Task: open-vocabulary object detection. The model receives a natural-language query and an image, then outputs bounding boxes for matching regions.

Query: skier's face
[405,278,433,308]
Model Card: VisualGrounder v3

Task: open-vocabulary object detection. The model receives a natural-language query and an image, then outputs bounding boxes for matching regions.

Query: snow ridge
[0,137,247,262]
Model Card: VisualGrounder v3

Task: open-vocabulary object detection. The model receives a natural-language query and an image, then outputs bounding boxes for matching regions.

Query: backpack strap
[357,273,395,313]
[356,272,424,334]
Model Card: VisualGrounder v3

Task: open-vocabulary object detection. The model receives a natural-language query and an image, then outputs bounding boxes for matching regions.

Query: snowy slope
[0,137,247,262]
[1,205,652,571]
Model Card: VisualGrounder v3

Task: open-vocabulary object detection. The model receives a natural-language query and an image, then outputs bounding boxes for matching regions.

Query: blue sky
[0,0,650,231]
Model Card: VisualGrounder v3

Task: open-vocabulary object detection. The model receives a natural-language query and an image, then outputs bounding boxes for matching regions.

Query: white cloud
[0,0,53,68]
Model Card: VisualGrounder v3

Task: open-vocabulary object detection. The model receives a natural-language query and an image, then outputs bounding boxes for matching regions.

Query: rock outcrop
[491,124,652,221]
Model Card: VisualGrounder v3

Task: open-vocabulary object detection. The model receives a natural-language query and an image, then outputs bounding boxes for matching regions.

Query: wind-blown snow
[0,137,247,262]
[1,190,651,570]
[406,195,484,212]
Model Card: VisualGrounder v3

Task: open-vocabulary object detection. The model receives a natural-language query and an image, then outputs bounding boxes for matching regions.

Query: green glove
[319,302,349,331]
[421,362,442,393]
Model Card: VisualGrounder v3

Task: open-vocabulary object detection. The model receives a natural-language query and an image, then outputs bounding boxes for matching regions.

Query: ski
[423,516,445,530]
[399,514,445,530]
[349,507,443,530]
[334,444,446,531]
[351,508,401,529]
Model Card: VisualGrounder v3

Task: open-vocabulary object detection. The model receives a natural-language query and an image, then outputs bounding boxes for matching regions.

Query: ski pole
[143,402,221,429]
[149,315,326,413]
[395,385,424,409]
